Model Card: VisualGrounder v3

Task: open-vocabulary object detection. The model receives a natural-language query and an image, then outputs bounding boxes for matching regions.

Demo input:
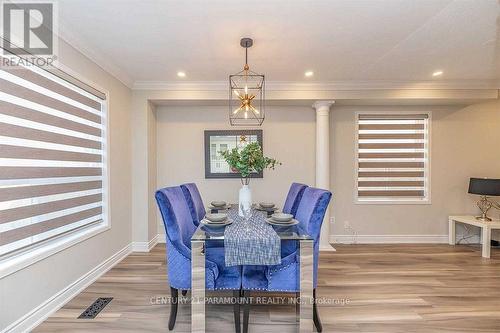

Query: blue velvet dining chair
[241,186,332,332]
[155,186,242,331]
[180,183,206,226]
[181,182,225,248]
[282,182,308,216]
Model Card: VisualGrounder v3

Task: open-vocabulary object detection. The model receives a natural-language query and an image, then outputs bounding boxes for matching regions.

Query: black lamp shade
[468,178,500,196]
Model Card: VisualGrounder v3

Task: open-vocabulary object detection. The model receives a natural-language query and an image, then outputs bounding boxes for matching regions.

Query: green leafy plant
[220,142,281,183]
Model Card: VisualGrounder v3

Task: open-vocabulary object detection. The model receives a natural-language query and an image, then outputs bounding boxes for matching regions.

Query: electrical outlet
[330,216,335,225]
[344,220,351,230]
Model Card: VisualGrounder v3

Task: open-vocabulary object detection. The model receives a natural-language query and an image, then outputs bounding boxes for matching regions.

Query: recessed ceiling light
[432,70,443,77]
[177,71,186,78]
[305,71,314,77]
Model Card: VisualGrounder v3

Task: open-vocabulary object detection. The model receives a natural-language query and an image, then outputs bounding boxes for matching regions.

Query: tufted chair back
[282,182,308,216]
[156,186,197,259]
[181,183,206,225]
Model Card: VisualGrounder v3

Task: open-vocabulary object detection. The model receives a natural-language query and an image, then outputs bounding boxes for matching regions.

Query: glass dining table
[190,209,314,333]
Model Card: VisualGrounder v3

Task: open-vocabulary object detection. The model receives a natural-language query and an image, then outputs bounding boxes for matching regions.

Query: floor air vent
[78,297,113,319]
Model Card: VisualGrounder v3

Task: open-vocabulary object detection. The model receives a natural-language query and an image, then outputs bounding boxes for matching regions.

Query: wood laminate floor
[35,244,500,333]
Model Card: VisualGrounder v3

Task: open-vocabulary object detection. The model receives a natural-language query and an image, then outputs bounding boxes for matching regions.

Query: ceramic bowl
[211,201,227,207]
[271,213,293,222]
[205,213,228,222]
[259,202,275,209]
[201,219,232,228]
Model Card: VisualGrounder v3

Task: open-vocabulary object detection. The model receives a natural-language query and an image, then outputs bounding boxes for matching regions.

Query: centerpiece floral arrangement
[220,141,280,216]
[220,142,281,185]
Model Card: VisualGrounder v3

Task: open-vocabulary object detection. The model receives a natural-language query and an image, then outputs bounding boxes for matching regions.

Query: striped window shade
[0,56,107,256]
[356,113,430,202]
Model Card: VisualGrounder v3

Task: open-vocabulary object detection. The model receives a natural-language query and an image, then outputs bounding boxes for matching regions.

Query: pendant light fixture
[229,38,265,126]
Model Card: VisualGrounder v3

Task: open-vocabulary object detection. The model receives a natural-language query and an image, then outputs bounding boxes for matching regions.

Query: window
[219,143,228,155]
[0,55,107,257]
[356,113,430,203]
[210,143,217,160]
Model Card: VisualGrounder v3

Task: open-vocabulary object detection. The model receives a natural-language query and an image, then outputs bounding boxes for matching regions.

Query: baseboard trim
[320,244,337,252]
[132,234,160,252]
[148,234,160,250]
[4,243,132,333]
[157,233,166,243]
[330,234,448,244]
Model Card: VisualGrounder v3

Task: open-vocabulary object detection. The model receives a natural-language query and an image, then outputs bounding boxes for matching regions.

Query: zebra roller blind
[356,113,430,202]
[0,56,106,255]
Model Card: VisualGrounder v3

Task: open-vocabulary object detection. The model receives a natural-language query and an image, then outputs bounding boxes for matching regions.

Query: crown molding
[49,24,500,94]
[133,79,500,91]
[50,25,500,94]
[57,28,134,89]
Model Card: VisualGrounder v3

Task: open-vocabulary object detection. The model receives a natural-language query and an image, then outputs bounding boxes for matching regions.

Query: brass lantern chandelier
[229,38,265,126]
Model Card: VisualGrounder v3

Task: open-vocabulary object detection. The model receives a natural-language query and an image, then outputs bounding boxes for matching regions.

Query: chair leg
[233,290,241,333]
[313,289,322,332]
[169,287,178,330]
[295,292,300,323]
[242,290,250,333]
[182,290,188,296]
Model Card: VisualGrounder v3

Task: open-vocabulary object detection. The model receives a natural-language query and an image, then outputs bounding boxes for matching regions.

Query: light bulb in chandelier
[232,85,257,117]
[228,37,265,126]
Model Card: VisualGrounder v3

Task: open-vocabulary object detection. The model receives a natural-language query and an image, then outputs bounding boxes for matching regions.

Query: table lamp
[468,178,500,221]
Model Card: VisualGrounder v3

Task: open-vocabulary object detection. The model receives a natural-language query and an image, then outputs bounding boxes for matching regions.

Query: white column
[482,226,491,259]
[313,101,335,251]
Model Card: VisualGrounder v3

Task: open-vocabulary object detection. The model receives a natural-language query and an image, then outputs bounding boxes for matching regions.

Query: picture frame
[204,130,263,179]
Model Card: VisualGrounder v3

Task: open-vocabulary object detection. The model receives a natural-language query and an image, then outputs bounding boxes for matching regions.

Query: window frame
[354,110,432,205]
[0,61,111,279]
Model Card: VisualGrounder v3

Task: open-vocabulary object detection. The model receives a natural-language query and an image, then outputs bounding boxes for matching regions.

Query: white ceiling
[57,0,500,87]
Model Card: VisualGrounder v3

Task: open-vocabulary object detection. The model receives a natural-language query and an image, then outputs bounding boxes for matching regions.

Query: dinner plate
[207,204,232,211]
[201,218,232,228]
[255,206,278,212]
[259,202,276,209]
[266,218,299,226]
[205,213,228,222]
[202,217,228,224]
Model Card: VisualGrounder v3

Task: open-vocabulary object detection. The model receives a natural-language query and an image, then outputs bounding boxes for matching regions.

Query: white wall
[131,86,498,243]
[154,101,500,240]
[0,39,132,330]
[148,104,158,240]
[331,100,500,240]
[155,105,316,233]
[131,94,158,244]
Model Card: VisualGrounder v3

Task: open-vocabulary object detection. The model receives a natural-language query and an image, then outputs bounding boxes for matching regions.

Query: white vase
[238,184,252,217]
